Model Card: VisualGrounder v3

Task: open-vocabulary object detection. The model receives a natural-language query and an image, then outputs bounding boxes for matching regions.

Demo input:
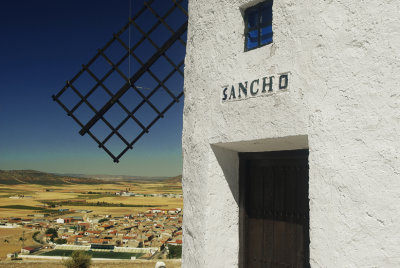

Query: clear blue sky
[0,0,186,176]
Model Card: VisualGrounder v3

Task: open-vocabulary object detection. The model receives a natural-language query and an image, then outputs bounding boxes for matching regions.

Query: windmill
[52,0,188,163]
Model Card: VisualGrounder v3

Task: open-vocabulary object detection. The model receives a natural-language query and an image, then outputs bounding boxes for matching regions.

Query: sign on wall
[221,72,290,103]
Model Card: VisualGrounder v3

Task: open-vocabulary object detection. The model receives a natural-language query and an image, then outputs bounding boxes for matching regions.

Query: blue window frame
[244,1,273,51]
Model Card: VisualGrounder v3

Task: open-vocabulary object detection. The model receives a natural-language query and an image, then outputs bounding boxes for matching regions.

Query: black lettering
[222,87,228,101]
[229,85,236,100]
[279,74,289,90]
[250,79,259,96]
[238,82,248,98]
[262,76,274,93]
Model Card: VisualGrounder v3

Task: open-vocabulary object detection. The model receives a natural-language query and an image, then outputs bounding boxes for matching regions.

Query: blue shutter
[260,25,273,45]
[260,2,273,45]
[247,29,259,50]
[261,3,273,25]
[247,9,259,28]
[245,1,273,51]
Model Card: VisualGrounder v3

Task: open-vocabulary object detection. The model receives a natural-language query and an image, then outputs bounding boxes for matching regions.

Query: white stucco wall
[182,0,400,267]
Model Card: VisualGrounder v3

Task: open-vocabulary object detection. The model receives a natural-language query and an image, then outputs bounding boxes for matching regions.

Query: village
[0,204,182,260]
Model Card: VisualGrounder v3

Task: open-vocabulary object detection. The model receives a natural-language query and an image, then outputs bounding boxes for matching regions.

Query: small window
[244,1,273,51]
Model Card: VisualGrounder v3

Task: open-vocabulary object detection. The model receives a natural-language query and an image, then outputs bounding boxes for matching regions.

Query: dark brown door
[239,150,309,268]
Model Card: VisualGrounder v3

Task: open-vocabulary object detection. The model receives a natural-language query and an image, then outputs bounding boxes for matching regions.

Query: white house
[182,0,400,267]
[149,208,163,214]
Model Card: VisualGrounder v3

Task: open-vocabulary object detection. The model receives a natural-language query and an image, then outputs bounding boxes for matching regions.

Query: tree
[32,231,42,244]
[45,228,58,238]
[19,232,26,248]
[45,228,58,242]
[63,251,91,268]
[55,238,67,244]
[167,245,182,259]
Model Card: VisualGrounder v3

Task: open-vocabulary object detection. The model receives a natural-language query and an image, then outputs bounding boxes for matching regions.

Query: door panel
[240,150,309,268]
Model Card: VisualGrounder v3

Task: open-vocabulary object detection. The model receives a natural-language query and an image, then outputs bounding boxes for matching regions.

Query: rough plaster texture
[182,0,400,267]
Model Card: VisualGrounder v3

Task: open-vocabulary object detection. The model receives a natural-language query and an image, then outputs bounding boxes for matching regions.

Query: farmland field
[0,228,41,260]
[0,180,182,218]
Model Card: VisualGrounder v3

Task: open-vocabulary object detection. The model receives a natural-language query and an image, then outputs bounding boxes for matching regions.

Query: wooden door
[239,150,309,268]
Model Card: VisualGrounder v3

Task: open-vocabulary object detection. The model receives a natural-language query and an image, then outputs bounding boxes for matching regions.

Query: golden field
[0,228,41,260]
[0,180,182,218]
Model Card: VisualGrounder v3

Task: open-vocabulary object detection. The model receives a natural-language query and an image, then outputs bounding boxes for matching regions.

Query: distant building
[148,208,163,214]
[34,214,49,218]
[58,208,69,212]
[21,246,41,254]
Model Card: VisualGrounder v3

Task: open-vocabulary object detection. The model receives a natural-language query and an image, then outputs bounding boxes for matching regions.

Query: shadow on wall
[211,145,239,206]
[210,135,309,208]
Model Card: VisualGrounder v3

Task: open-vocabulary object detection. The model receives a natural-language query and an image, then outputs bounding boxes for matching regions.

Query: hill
[164,175,182,183]
[0,170,105,185]
[57,173,182,183]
